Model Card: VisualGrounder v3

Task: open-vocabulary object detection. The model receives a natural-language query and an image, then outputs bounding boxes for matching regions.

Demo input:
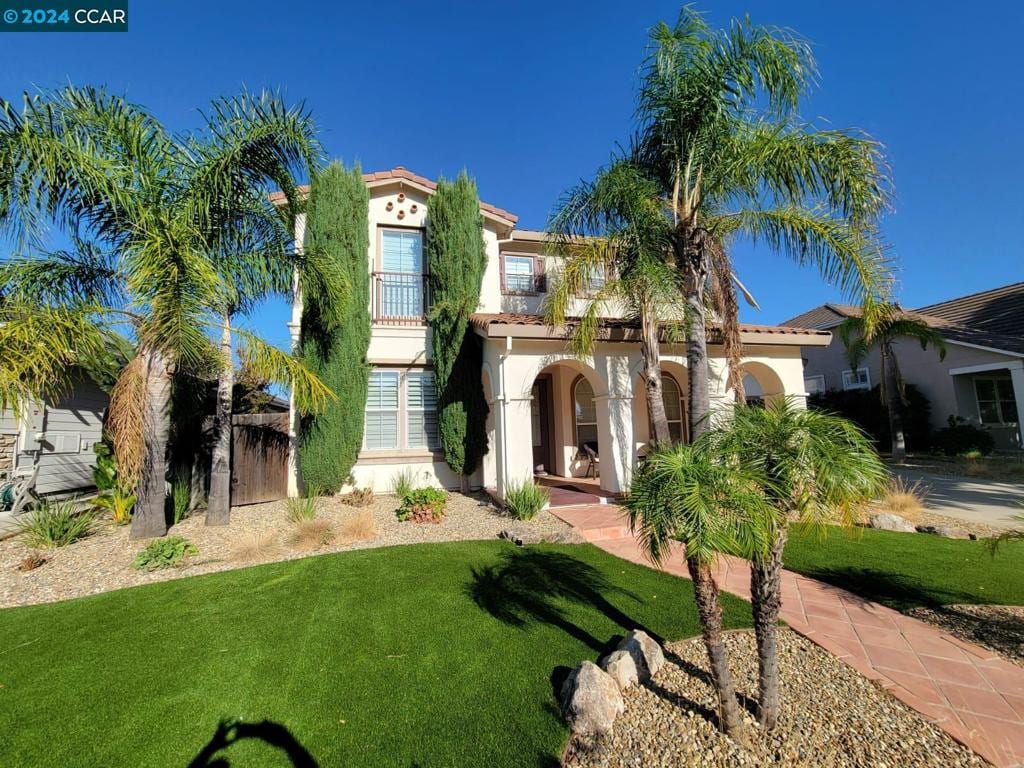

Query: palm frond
[233,327,334,415]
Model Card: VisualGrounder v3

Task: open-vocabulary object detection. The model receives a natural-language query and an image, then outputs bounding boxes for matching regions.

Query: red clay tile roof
[269,166,518,224]
[470,313,830,342]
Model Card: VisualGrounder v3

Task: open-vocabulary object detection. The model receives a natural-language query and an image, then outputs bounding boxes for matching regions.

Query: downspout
[497,335,513,498]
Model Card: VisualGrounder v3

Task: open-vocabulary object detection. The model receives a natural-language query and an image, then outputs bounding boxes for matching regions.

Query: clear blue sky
[3,0,1022,347]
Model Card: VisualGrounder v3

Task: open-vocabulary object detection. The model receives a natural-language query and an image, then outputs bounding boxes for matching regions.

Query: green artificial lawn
[783,525,1024,611]
[0,541,750,768]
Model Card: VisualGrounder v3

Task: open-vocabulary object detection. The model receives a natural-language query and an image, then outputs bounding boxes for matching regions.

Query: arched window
[661,374,686,443]
[573,377,598,450]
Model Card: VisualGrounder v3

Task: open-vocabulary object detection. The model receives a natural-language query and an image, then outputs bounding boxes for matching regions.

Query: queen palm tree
[709,399,886,729]
[626,439,773,740]
[0,86,339,538]
[838,305,946,460]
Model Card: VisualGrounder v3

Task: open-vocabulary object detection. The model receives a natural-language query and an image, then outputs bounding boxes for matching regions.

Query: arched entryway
[632,359,690,449]
[735,361,786,406]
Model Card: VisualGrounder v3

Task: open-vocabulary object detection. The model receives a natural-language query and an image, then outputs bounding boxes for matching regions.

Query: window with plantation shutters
[406,371,439,449]
[364,371,399,449]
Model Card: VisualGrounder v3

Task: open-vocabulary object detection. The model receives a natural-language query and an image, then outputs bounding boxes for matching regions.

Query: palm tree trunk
[641,309,672,445]
[683,236,711,441]
[206,316,234,526]
[750,525,788,730]
[882,344,906,460]
[687,555,747,740]
[130,349,171,539]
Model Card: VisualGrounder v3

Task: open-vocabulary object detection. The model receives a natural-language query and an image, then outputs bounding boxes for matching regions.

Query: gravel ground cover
[569,629,988,768]
[907,604,1024,666]
[0,491,578,607]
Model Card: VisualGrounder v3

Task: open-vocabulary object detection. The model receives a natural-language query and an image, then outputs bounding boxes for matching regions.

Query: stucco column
[500,395,535,497]
[595,393,634,494]
[1011,365,1024,449]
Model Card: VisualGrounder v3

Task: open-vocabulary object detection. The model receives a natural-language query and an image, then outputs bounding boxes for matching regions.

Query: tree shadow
[795,566,987,611]
[188,719,317,767]
[466,548,656,654]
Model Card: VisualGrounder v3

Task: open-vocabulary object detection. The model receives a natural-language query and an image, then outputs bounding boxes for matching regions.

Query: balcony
[372,271,429,325]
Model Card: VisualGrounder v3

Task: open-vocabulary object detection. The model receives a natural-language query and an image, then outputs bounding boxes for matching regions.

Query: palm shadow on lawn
[188,719,318,768]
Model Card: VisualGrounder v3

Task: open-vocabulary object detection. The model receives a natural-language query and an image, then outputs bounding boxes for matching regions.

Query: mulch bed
[568,629,988,768]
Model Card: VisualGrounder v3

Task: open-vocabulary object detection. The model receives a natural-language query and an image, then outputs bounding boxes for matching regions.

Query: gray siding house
[785,282,1024,450]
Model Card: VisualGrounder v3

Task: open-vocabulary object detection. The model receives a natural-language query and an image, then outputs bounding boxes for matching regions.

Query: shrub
[288,518,335,551]
[932,417,995,456]
[504,479,549,521]
[231,531,280,564]
[339,487,374,507]
[133,536,197,570]
[390,469,416,499]
[340,509,376,542]
[876,476,926,522]
[808,384,932,451]
[285,489,322,523]
[16,500,95,549]
[396,487,447,523]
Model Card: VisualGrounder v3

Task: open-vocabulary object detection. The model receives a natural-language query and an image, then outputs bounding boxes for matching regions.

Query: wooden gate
[231,412,289,506]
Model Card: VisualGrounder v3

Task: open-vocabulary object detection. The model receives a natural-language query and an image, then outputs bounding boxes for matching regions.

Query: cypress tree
[298,162,371,491]
[427,172,489,479]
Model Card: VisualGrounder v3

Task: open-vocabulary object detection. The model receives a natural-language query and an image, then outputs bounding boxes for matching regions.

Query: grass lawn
[783,525,1024,611]
[0,541,750,768]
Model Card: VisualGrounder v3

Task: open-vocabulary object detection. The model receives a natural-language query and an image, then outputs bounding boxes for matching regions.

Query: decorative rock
[915,524,971,539]
[600,650,639,690]
[498,528,543,546]
[560,661,624,736]
[617,629,665,682]
[869,513,916,533]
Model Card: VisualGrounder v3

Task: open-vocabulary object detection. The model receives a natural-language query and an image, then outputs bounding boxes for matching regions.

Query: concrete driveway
[891,467,1023,529]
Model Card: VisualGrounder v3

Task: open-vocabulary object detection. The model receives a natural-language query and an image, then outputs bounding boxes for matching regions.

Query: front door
[531,377,554,474]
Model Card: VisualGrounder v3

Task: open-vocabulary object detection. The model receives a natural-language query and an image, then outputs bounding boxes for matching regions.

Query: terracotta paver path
[553,503,1024,767]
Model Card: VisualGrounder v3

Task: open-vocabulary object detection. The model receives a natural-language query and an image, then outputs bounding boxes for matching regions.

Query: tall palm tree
[709,399,886,729]
[633,7,894,440]
[0,86,338,538]
[839,306,946,460]
[546,160,683,444]
[626,439,772,740]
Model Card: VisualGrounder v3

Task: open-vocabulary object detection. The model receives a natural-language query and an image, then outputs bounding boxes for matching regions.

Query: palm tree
[626,439,772,741]
[838,306,946,460]
[709,399,886,729]
[632,7,894,440]
[0,86,338,538]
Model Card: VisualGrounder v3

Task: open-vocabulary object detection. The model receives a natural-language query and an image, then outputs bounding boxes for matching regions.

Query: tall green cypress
[427,172,489,478]
[298,162,371,491]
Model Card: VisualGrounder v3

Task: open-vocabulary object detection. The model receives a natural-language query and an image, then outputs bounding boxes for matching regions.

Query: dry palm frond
[107,355,146,485]
[707,243,744,402]
[340,510,376,543]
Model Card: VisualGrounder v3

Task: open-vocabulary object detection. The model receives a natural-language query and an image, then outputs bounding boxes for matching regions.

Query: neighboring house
[0,374,108,494]
[784,282,1024,450]
[281,167,831,498]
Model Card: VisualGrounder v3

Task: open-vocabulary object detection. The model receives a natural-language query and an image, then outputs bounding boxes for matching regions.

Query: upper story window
[502,255,545,294]
[975,376,1018,425]
[376,228,426,322]
[842,368,870,391]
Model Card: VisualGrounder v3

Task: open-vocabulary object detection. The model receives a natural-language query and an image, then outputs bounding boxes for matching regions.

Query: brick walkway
[553,504,1024,767]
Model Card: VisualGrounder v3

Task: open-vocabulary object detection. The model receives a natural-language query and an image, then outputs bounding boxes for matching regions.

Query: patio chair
[1,464,40,517]
[580,442,600,479]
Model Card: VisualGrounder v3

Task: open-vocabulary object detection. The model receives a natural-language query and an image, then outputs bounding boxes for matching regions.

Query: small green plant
[91,439,136,525]
[92,485,136,525]
[133,536,198,570]
[504,479,549,521]
[286,487,322,523]
[170,475,196,524]
[390,468,416,499]
[396,487,447,523]
[16,499,95,549]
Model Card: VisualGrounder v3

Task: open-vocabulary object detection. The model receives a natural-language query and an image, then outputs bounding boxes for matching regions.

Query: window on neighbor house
[502,255,539,294]
[406,371,439,449]
[583,264,606,294]
[363,369,440,451]
[975,376,1018,425]
[842,368,871,391]
[573,377,598,450]
[804,375,826,395]
[378,229,425,319]
[650,374,686,444]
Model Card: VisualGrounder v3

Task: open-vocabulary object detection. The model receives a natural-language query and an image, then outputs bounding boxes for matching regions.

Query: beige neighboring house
[784,281,1024,450]
[282,167,831,499]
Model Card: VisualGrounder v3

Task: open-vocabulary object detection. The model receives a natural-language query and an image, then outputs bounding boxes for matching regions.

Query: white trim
[943,339,1024,359]
[949,360,1024,376]
[842,367,871,391]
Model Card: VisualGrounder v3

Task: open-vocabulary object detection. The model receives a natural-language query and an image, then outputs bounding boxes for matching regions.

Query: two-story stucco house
[283,167,832,500]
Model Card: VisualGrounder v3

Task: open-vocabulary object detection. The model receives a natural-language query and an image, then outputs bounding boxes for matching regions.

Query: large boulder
[869,513,916,533]
[617,630,665,682]
[916,524,972,540]
[600,650,639,690]
[560,661,624,736]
